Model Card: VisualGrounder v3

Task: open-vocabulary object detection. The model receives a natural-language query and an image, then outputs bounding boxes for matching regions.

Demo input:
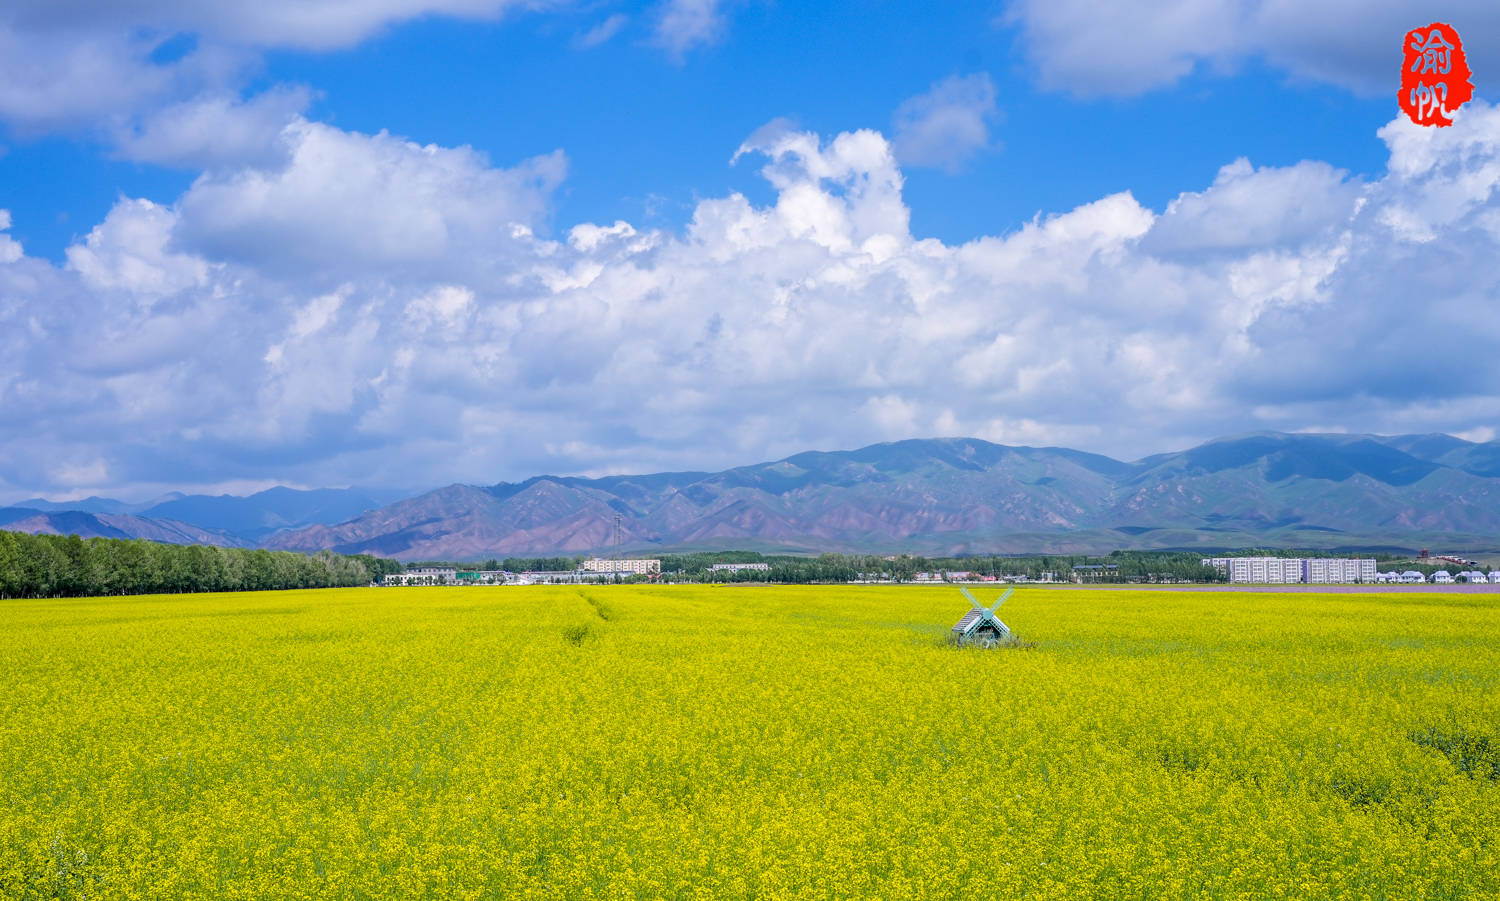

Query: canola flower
[1,584,1497,899]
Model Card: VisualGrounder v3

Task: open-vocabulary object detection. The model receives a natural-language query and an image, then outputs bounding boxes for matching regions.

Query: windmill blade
[960,586,984,610]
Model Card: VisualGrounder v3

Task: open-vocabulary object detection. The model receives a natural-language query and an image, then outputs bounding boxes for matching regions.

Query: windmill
[951,586,1015,648]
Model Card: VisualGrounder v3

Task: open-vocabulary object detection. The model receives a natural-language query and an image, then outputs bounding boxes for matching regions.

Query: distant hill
[0,508,244,546]
[263,433,1500,559]
[10,496,153,515]
[137,486,404,541]
[1,486,401,547]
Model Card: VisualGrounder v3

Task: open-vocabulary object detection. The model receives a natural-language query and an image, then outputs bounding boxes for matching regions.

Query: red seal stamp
[1399,23,1473,127]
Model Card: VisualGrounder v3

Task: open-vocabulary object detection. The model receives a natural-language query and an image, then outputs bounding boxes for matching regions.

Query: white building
[1202,557,1377,584]
[1489,571,1500,584]
[709,562,770,572]
[1400,570,1426,583]
[1250,557,1304,583]
[1457,570,1490,583]
[1432,570,1455,584]
[1226,557,1306,584]
[581,558,661,575]
[383,566,457,586]
[1304,558,1378,584]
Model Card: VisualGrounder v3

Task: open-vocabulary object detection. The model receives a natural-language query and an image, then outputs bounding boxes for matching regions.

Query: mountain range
[0,486,400,549]
[7,433,1500,559]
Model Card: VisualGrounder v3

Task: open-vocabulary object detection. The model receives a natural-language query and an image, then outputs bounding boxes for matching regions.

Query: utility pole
[613,512,622,584]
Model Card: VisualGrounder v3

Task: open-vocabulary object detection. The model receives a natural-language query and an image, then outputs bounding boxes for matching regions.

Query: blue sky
[4,3,1402,259]
[1,1,1498,500]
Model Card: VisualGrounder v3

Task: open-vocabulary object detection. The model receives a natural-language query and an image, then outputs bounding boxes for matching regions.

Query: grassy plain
[2,584,1498,899]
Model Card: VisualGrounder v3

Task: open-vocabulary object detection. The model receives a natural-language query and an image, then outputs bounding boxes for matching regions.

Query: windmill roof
[953,609,1005,635]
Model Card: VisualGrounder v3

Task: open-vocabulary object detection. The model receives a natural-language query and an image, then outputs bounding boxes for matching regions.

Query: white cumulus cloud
[891,73,1000,173]
[652,0,729,58]
[1001,0,1500,96]
[0,1,557,149]
[174,121,568,278]
[6,105,1500,498]
[112,87,312,170]
[0,211,22,264]
[575,13,628,49]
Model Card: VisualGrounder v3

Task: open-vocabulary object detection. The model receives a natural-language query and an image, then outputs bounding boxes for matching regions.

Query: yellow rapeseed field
[2,584,1498,899]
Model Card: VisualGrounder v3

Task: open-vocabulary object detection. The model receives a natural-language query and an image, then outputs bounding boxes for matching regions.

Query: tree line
[406,550,1228,584]
[652,550,1226,584]
[405,557,583,573]
[0,530,403,599]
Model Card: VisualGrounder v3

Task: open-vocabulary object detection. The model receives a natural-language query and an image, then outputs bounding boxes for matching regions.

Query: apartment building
[1304,558,1378,583]
[1201,557,1377,584]
[581,557,662,574]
